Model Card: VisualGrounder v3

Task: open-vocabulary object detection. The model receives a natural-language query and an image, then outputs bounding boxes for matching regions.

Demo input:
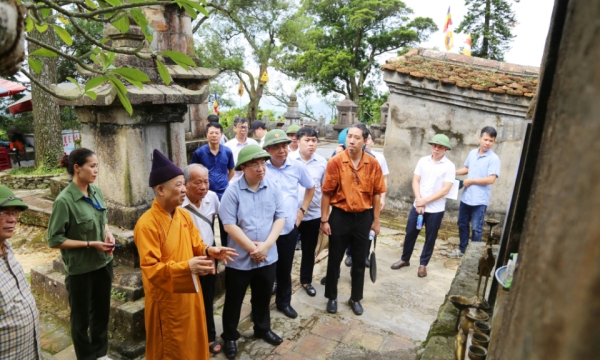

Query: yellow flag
[260,70,269,83]
[238,81,244,96]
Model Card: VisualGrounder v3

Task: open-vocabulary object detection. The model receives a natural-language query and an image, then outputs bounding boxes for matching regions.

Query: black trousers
[325,207,372,302]
[221,264,276,341]
[65,261,113,360]
[299,218,321,285]
[200,271,217,342]
[275,227,299,308]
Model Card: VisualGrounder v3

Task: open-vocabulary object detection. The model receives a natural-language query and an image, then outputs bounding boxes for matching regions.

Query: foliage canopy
[456,0,519,61]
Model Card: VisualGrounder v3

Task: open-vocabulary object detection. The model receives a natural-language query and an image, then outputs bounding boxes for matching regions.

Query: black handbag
[369,234,377,283]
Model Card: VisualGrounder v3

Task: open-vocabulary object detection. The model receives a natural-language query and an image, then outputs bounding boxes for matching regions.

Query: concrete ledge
[417,242,499,359]
[0,171,57,190]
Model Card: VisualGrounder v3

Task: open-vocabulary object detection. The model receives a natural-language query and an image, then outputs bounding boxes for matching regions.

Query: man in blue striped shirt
[450,126,501,258]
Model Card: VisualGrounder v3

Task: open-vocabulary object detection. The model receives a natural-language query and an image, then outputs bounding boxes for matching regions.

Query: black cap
[249,121,266,134]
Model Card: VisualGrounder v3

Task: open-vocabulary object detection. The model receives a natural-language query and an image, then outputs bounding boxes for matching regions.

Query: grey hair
[183,163,209,183]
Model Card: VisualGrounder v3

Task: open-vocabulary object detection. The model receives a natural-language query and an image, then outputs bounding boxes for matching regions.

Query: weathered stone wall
[488,0,600,359]
[382,71,531,227]
[0,172,56,190]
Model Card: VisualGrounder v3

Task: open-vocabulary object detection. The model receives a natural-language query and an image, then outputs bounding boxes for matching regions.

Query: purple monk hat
[148,149,184,187]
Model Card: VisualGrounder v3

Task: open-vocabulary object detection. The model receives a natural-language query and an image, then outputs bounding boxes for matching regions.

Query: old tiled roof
[381,48,539,98]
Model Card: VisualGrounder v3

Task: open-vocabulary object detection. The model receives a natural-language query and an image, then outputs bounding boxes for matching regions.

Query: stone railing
[0,171,63,190]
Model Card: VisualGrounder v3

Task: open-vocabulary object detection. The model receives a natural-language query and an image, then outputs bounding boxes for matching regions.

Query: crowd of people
[0,121,500,360]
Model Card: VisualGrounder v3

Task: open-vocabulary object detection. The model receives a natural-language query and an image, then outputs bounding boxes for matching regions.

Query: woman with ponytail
[47,148,114,360]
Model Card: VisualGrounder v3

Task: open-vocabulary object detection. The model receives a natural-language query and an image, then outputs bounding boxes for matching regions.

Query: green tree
[455,0,519,61]
[278,0,437,107]
[195,0,298,122]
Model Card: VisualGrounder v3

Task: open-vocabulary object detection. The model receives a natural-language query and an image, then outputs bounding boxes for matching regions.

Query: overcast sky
[223,1,556,118]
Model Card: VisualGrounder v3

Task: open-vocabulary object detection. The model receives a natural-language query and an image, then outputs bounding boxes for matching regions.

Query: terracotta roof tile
[381,48,539,98]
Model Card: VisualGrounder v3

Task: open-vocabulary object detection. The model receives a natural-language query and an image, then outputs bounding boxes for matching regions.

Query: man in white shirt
[182,164,222,355]
[225,118,258,183]
[291,127,327,297]
[249,120,267,147]
[286,124,301,157]
[391,134,456,278]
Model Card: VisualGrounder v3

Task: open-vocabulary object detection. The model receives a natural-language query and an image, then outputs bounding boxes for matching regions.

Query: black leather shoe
[224,340,237,359]
[271,282,277,295]
[348,299,363,315]
[344,256,353,267]
[277,305,298,319]
[326,299,337,314]
[254,330,283,345]
[303,284,316,297]
[320,276,327,285]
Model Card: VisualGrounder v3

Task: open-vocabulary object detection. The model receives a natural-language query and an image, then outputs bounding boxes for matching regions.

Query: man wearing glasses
[225,118,258,183]
[218,145,286,359]
[263,129,315,319]
[0,186,41,359]
[321,124,386,316]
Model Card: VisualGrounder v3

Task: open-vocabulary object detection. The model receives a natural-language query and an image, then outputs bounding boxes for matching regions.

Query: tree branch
[21,68,83,101]
[30,0,177,21]
[70,18,152,60]
[25,35,103,74]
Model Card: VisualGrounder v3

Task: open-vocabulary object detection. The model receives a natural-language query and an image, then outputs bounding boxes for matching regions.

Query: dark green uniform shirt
[47,181,112,275]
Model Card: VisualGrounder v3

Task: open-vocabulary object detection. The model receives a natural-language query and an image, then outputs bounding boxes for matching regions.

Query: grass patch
[9,166,65,176]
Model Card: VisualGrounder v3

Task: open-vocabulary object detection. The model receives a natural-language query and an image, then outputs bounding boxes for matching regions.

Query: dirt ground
[9,223,59,274]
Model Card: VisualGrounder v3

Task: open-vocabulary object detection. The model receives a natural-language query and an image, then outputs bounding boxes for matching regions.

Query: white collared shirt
[225,137,258,183]
[182,191,220,246]
[413,155,456,213]
[293,152,327,221]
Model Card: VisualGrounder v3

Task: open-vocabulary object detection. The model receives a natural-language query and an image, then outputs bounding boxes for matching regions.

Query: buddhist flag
[260,70,269,83]
[213,92,220,115]
[445,30,454,51]
[462,33,472,56]
[443,7,452,33]
[238,80,244,96]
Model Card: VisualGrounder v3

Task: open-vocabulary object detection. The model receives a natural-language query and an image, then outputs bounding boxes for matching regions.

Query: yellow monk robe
[134,199,210,360]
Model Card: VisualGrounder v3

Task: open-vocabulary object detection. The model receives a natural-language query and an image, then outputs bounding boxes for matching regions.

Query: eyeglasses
[0,210,21,219]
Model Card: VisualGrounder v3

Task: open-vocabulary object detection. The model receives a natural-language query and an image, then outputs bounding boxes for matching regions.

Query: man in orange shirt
[320,124,386,316]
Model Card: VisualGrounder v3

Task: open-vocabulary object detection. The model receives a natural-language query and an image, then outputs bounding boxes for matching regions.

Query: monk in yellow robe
[134,149,237,360]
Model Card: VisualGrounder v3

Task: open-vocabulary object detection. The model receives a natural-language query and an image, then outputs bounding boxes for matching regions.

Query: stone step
[31,263,147,358]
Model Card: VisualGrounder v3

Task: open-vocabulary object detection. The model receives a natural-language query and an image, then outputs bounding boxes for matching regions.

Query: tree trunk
[247,70,266,122]
[482,0,491,58]
[28,27,63,168]
[247,91,261,123]
[0,0,26,76]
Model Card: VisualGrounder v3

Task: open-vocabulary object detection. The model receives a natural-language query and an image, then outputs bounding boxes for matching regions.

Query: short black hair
[480,126,497,138]
[296,127,318,141]
[349,123,369,140]
[234,117,249,127]
[207,114,219,123]
[206,122,223,133]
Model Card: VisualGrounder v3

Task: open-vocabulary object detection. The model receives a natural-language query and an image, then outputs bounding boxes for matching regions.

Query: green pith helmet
[262,129,292,149]
[235,144,272,171]
[428,134,452,150]
[285,124,301,134]
[0,186,28,210]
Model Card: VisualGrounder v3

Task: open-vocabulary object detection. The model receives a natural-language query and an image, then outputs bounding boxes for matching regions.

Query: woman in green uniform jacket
[47,148,115,360]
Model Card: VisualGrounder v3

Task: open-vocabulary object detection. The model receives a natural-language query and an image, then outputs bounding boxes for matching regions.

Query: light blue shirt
[218,176,285,270]
[461,148,501,206]
[266,157,315,235]
[292,152,327,221]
